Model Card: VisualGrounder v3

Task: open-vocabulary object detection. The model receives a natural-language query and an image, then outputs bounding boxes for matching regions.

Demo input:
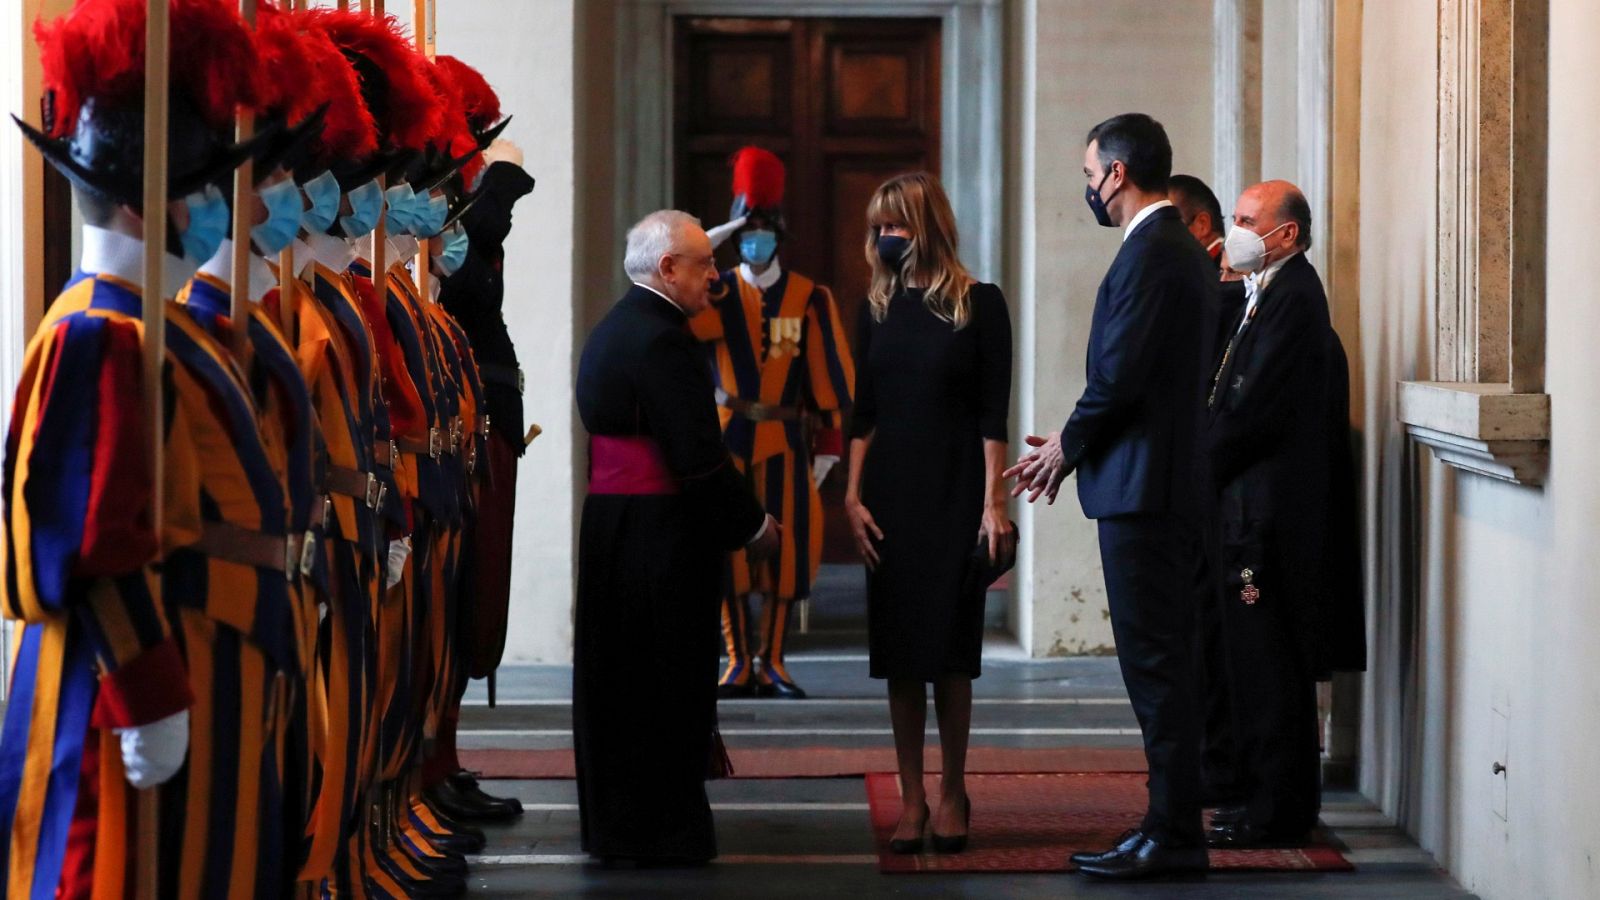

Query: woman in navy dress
[844,173,1014,853]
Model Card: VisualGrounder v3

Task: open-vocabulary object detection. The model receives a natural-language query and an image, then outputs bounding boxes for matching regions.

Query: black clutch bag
[964,520,1018,595]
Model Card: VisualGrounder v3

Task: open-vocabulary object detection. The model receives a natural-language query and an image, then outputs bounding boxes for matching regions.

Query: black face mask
[1084,166,1121,228]
[876,234,910,271]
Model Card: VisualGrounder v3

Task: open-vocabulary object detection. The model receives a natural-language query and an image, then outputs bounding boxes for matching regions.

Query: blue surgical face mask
[180,184,231,264]
[739,228,778,266]
[434,224,469,276]
[384,182,417,235]
[300,170,341,234]
[341,178,384,238]
[411,191,449,238]
[251,177,304,256]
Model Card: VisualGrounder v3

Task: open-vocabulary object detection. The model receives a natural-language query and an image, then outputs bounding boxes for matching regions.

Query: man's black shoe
[1207,804,1248,828]
[755,676,807,699]
[1076,836,1208,880]
[717,680,758,699]
[1206,819,1312,849]
[447,769,526,816]
[1068,828,1146,867]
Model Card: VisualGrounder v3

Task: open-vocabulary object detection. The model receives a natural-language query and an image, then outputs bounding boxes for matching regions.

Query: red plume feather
[253,2,319,123]
[422,55,472,154]
[303,8,439,152]
[731,146,785,210]
[290,10,376,162]
[37,0,262,138]
[436,55,501,132]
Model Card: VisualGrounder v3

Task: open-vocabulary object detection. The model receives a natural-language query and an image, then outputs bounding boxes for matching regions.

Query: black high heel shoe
[931,796,971,854]
[889,801,930,854]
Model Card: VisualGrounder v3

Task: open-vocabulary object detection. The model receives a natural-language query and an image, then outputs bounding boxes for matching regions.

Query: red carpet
[460,746,1147,780]
[865,772,1355,874]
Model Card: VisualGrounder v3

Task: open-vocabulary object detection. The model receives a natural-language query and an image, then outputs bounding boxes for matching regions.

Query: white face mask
[1223,221,1290,273]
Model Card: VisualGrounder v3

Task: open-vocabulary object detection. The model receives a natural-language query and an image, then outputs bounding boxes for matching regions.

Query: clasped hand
[1002,431,1069,505]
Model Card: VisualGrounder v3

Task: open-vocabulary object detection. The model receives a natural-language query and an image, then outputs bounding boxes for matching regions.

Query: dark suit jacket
[1205,253,1366,676]
[440,161,537,453]
[1062,206,1219,520]
[576,285,766,551]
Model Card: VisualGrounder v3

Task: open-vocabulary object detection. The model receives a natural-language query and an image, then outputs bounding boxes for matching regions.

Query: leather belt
[193,521,291,575]
[715,388,802,422]
[447,417,463,455]
[478,414,492,438]
[480,364,524,395]
[326,464,386,511]
[372,438,398,468]
[397,427,443,460]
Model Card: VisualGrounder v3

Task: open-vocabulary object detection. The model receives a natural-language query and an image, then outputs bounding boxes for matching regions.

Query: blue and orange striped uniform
[275,260,374,888]
[691,267,854,688]
[1,268,304,898]
[178,269,327,879]
[304,256,396,894]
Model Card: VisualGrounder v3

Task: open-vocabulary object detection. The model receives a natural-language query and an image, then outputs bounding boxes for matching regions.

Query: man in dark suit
[1169,173,1226,269]
[1169,172,1247,820]
[573,210,781,865]
[1203,181,1365,848]
[1007,113,1217,879]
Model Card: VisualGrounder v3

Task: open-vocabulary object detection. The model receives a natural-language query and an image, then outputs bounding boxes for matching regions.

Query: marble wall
[1008,0,1215,656]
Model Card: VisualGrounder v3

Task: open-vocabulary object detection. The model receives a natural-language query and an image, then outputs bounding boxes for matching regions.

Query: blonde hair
[863,172,973,328]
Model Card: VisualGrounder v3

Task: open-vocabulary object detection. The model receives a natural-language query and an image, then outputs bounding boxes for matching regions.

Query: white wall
[1358,2,1600,898]
[1010,0,1214,656]
[433,0,580,663]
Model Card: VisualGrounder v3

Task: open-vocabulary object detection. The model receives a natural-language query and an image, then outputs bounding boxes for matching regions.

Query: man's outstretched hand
[1003,432,1070,505]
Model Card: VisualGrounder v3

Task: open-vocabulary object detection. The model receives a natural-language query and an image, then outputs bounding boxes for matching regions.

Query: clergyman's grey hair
[624,210,702,280]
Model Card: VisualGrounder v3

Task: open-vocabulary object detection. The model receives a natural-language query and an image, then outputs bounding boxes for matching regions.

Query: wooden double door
[674,16,942,563]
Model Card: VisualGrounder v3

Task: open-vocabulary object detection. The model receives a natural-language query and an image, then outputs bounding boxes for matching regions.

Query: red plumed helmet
[290,10,377,163]
[436,55,501,132]
[730,146,786,214]
[252,1,319,123]
[304,7,440,152]
[37,0,263,138]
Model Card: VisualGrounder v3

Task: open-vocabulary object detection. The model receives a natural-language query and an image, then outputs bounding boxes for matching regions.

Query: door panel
[675,15,941,563]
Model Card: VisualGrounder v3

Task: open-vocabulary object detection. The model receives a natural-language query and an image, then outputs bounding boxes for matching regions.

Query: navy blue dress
[849,283,1012,681]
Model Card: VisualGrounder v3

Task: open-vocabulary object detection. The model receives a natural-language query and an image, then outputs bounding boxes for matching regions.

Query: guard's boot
[755,597,807,699]
[717,594,758,698]
[446,768,524,818]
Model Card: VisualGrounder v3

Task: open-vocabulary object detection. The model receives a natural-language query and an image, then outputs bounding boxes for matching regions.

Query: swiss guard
[697,147,855,699]
[1,0,302,896]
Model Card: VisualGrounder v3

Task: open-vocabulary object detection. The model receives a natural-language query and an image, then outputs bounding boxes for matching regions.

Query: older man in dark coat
[1203,180,1366,849]
[573,209,781,866]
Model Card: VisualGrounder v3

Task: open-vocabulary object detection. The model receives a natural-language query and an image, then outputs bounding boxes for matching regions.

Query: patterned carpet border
[864,772,1356,874]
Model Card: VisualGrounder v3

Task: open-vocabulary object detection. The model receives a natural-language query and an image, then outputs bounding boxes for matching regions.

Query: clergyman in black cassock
[1204,181,1365,846]
[573,213,771,864]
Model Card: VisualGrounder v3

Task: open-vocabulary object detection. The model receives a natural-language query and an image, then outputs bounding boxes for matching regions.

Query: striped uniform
[690,266,854,689]
[276,257,379,888]
[178,270,326,881]
[1,269,303,898]
[303,256,396,894]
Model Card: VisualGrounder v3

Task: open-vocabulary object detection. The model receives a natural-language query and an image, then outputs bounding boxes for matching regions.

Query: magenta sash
[588,435,679,495]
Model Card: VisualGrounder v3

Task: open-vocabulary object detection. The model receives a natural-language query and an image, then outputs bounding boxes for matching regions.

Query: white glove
[705,216,748,250]
[386,536,412,590]
[812,455,839,488]
[480,138,524,169]
[116,709,189,789]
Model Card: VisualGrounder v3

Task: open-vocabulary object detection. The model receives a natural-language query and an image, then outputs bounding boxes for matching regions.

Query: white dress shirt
[1237,250,1302,335]
[1123,199,1174,241]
